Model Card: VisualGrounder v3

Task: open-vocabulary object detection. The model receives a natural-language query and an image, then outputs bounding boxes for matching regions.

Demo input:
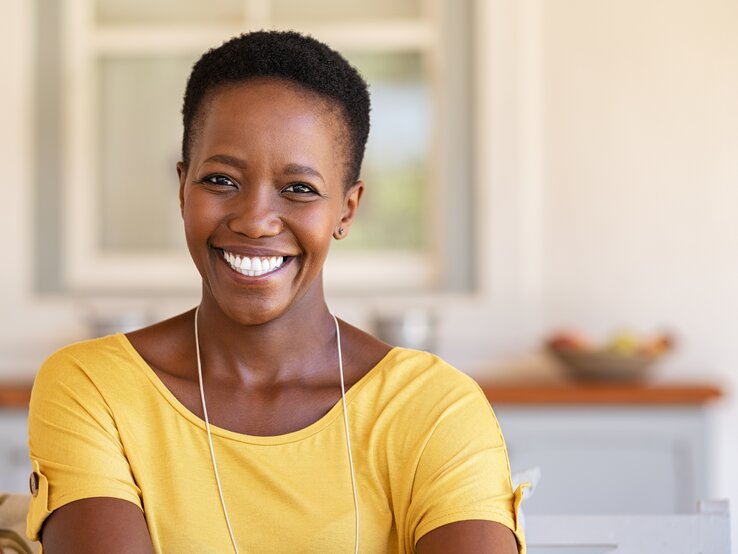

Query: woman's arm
[41,498,154,554]
[416,520,518,554]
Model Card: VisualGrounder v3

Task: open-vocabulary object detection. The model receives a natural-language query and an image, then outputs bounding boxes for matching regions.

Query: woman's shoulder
[30,334,145,411]
[123,310,194,380]
[379,346,480,391]
[32,318,182,402]
[38,334,135,377]
[357,345,488,421]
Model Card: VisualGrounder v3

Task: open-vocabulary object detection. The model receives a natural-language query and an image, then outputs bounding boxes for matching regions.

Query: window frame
[56,0,474,294]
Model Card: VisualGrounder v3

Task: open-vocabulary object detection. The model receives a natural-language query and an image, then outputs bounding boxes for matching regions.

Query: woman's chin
[196,261,326,327]
[209,298,287,327]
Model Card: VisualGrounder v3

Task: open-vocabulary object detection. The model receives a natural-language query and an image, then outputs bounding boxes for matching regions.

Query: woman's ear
[177,162,187,217]
[334,181,364,239]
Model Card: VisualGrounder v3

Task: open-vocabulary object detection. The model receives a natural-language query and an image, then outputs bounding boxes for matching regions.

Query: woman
[27,31,525,553]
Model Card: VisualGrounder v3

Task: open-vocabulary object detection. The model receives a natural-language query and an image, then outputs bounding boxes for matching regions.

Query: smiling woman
[26,31,525,554]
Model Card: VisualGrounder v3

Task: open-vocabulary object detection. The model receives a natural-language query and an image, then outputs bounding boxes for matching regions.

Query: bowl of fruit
[546,330,674,381]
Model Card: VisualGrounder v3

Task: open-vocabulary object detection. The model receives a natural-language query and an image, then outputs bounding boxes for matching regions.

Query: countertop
[0,381,723,409]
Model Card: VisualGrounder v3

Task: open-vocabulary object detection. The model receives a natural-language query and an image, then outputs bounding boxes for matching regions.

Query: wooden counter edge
[0,386,32,409]
[481,383,724,406]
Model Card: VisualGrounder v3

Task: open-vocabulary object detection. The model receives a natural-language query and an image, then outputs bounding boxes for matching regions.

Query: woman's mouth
[218,249,287,277]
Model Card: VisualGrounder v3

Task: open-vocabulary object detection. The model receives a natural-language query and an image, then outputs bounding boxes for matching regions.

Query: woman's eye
[283,183,316,194]
[201,174,236,187]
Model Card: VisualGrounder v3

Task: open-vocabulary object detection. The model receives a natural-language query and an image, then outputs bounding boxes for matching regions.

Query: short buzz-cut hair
[181,30,371,188]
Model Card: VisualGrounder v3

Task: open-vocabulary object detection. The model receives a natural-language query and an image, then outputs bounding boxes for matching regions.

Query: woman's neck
[193,291,339,387]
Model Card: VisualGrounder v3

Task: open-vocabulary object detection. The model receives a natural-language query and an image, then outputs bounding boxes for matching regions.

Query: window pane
[96,51,431,255]
[94,0,244,25]
[97,55,194,252]
[271,0,422,22]
[334,51,432,252]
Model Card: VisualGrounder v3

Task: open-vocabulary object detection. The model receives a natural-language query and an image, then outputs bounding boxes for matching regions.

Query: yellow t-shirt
[27,334,525,553]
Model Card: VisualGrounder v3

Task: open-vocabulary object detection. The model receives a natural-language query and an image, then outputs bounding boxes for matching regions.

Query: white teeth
[221,250,286,277]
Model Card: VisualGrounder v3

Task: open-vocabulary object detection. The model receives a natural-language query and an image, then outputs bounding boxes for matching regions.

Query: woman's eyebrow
[202,157,324,184]
[283,163,325,184]
[203,154,247,168]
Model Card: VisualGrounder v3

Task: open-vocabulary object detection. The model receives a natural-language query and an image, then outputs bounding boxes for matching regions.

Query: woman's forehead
[203,78,340,126]
[190,80,350,173]
[199,81,343,140]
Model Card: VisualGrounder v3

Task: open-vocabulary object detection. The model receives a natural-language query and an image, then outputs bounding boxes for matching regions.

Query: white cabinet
[0,410,30,494]
[495,404,712,515]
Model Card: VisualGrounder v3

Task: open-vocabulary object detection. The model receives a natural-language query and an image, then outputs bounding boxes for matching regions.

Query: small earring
[337,227,345,236]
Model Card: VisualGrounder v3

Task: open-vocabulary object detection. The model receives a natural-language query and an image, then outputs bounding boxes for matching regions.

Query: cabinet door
[0,411,30,494]
[496,406,709,515]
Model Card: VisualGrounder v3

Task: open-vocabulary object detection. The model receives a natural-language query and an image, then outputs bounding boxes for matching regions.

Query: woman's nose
[227,185,282,238]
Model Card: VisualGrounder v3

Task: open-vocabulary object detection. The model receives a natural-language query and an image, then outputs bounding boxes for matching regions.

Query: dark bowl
[548,348,660,381]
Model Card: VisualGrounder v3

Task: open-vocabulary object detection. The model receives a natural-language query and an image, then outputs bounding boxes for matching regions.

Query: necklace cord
[195,306,240,554]
[333,312,361,554]
[194,307,360,554]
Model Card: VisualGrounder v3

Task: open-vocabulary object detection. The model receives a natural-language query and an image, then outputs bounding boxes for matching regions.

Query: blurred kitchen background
[1,0,737,545]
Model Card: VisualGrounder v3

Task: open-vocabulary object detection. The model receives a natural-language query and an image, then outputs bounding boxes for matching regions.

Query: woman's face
[178,79,362,325]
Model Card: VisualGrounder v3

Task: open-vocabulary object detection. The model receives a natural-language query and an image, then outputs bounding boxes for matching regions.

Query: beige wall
[542,0,738,363]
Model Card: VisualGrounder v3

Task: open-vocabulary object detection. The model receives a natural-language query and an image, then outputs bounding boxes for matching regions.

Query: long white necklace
[194,306,360,554]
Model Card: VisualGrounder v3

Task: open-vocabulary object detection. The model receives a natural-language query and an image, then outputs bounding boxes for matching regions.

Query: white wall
[2,0,738,542]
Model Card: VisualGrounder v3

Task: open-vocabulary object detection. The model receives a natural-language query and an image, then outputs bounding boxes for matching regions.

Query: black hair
[181,30,371,187]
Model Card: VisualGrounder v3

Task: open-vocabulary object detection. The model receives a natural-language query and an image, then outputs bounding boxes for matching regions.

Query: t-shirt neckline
[114,333,399,445]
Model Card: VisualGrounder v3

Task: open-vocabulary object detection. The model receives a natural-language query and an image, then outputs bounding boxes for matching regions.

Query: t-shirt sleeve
[407,378,526,553]
[26,348,142,541]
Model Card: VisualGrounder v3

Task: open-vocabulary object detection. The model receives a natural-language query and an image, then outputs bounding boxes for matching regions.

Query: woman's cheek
[300,203,341,241]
